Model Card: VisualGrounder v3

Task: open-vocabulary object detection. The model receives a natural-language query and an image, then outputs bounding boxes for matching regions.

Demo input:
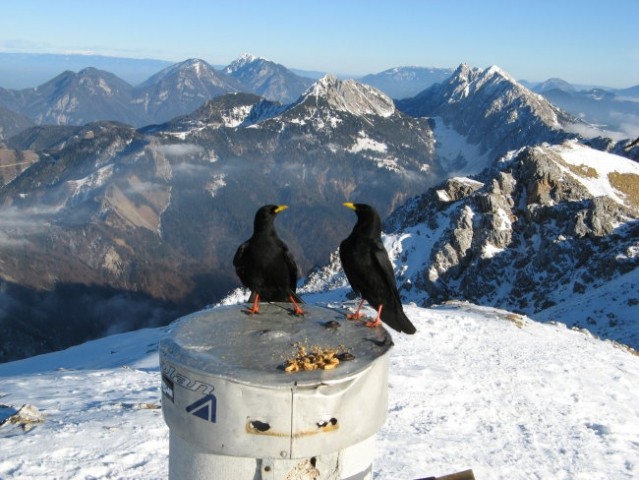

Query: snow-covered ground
[1,300,638,480]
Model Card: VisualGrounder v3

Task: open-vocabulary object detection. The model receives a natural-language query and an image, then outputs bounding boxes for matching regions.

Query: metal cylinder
[160,302,393,480]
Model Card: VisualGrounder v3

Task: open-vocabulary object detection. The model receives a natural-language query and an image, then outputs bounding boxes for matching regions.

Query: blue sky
[1,0,637,88]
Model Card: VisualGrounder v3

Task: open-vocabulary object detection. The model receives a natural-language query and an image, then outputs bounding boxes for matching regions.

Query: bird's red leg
[347,298,365,320]
[245,293,260,314]
[289,294,305,316]
[365,305,383,328]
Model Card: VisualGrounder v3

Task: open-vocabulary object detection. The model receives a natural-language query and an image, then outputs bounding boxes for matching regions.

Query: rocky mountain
[133,58,245,124]
[3,68,148,127]
[0,52,173,89]
[2,61,636,363]
[0,147,38,185]
[359,66,454,99]
[534,77,576,94]
[223,53,314,104]
[302,140,639,349]
[0,103,33,144]
[2,54,638,146]
[0,57,289,129]
[396,64,581,161]
[0,75,441,363]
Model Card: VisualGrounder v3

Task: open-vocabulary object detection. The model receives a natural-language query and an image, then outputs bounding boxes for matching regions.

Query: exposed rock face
[2,60,637,362]
[396,64,580,160]
[388,143,639,326]
[223,54,313,104]
[0,77,442,363]
[305,141,639,348]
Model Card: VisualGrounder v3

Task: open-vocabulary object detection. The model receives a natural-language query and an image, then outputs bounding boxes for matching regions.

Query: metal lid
[160,303,393,388]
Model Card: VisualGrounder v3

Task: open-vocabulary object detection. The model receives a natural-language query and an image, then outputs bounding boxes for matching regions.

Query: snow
[481,242,505,259]
[345,131,402,172]
[0,328,167,479]
[222,105,253,127]
[544,141,639,206]
[348,131,388,154]
[306,75,396,118]
[2,298,638,479]
[432,117,492,175]
[535,267,639,350]
[206,174,226,197]
[67,164,114,197]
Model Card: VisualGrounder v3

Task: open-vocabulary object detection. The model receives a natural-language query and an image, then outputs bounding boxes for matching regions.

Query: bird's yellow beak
[343,202,356,211]
[275,205,288,213]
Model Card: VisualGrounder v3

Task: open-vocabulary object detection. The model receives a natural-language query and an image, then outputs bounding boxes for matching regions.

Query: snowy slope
[1,302,638,480]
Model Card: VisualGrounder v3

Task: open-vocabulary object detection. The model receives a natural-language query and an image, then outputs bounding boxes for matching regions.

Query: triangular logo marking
[186,394,217,423]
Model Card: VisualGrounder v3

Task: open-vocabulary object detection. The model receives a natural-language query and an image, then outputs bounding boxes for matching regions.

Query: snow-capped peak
[484,64,514,82]
[449,64,518,98]
[303,74,395,117]
[238,52,258,63]
[224,53,267,73]
[174,58,209,73]
[139,58,217,87]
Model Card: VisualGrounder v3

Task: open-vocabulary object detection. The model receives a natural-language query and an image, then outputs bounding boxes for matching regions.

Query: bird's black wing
[339,236,363,294]
[279,239,299,292]
[370,237,402,301]
[370,238,416,334]
[233,241,250,287]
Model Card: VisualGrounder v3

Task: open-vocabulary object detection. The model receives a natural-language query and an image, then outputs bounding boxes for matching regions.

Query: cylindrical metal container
[160,302,393,479]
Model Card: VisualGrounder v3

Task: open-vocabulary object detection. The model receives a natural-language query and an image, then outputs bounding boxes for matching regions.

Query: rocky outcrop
[375,141,639,345]
[396,64,579,160]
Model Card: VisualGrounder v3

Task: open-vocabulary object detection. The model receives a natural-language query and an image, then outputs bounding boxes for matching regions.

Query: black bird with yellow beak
[233,204,304,315]
[339,202,416,334]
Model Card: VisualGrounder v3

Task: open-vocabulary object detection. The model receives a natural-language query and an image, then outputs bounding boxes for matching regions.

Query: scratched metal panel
[160,303,392,459]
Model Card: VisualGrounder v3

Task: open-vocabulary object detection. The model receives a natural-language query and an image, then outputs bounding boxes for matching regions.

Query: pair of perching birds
[233,202,416,335]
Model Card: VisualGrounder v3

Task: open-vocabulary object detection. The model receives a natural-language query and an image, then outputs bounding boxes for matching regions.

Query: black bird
[233,204,304,315]
[339,202,416,334]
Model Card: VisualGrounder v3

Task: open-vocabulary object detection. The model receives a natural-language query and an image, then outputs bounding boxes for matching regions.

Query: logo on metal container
[186,394,217,423]
[161,374,174,403]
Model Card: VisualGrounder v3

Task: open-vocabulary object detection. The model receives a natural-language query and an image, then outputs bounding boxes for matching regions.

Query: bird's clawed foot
[243,294,261,315]
[289,295,305,316]
[346,298,365,321]
[364,305,384,329]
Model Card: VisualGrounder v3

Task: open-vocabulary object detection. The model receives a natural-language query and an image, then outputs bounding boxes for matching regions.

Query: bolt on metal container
[160,302,393,479]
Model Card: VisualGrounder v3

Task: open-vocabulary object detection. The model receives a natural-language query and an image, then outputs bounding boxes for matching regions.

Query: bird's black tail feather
[384,305,416,334]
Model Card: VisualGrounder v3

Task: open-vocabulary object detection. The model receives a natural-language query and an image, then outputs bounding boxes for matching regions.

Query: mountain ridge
[1,55,638,143]
[1,62,637,363]
[0,74,441,362]
[301,140,639,349]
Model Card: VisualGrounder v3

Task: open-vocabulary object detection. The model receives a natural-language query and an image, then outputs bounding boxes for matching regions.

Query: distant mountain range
[1,53,637,141]
[0,56,315,129]
[359,66,454,99]
[0,52,175,89]
[0,55,638,363]
[534,81,639,139]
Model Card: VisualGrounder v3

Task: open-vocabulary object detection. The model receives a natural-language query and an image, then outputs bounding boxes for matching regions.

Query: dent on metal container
[160,302,393,462]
